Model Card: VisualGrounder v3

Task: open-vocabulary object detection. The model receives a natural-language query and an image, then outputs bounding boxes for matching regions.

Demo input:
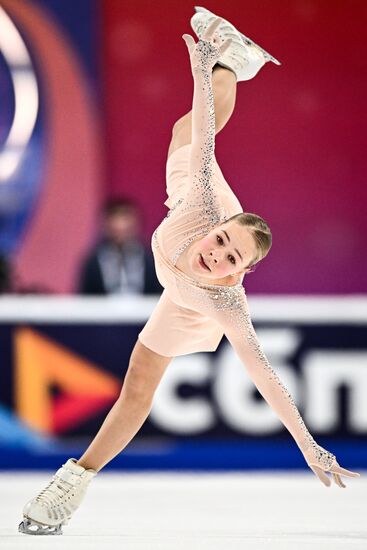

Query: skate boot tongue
[48,458,97,491]
[63,458,86,474]
[60,458,97,476]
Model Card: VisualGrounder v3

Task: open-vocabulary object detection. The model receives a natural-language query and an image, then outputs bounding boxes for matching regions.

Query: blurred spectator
[77,197,163,295]
[0,255,11,293]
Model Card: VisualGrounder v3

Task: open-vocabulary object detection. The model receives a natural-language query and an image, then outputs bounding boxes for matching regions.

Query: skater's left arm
[199,286,360,487]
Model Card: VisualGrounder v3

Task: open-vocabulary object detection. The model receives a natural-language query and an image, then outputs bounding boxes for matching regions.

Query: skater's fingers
[330,464,361,478]
[219,38,232,55]
[332,473,346,488]
[310,465,331,487]
[202,17,223,41]
[182,33,196,55]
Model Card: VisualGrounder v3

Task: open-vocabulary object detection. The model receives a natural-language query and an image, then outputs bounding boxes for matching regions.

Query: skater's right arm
[182,19,231,212]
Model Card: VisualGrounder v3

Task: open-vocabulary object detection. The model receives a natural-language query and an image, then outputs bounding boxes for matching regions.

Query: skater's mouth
[199,254,211,271]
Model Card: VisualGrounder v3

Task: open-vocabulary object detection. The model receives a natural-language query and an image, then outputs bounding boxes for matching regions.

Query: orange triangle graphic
[14,328,121,434]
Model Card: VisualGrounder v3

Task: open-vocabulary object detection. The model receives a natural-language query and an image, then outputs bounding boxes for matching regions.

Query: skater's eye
[217,235,236,265]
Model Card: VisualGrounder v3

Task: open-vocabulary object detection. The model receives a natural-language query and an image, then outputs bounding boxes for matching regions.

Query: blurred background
[0,0,366,471]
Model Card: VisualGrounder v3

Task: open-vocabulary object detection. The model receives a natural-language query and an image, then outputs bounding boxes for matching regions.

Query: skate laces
[35,472,78,506]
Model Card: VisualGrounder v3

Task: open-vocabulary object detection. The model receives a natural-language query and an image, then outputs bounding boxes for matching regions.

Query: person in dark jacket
[77,197,163,295]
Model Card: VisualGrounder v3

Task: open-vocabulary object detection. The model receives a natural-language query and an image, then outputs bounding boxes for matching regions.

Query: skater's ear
[242,264,257,275]
[232,264,257,277]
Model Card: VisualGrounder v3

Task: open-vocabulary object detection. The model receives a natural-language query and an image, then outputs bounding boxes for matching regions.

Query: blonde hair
[222,212,272,272]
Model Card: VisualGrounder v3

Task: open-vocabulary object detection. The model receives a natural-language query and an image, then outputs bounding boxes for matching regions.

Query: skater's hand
[182,17,232,73]
[303,443,360,488]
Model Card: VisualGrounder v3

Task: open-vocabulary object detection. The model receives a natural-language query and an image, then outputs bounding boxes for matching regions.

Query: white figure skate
[191,6,281,82]
[18,458,97,535]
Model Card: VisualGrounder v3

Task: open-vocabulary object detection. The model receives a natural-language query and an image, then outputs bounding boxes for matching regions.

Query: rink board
[0,296,366,470]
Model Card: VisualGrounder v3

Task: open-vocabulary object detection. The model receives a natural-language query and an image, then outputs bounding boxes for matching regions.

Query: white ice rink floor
[0,471,365,549]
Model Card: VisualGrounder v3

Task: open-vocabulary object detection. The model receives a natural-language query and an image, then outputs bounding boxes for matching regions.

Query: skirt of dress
[138,289,224,357]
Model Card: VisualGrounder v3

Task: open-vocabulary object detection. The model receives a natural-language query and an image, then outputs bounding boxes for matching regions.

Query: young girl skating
[19,6,360,536]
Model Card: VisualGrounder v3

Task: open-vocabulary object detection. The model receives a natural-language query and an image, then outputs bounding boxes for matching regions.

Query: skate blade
[194,5,281,65]
[18,517,63,535]
[239,32,281,65]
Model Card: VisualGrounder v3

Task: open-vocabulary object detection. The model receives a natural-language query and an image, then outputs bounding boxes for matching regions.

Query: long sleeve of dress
[186,42,221,216]
[217,287,316,453]
[176,279,336,471]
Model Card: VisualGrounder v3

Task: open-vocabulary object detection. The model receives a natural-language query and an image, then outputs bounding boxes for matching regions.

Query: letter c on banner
[150,355,215,434]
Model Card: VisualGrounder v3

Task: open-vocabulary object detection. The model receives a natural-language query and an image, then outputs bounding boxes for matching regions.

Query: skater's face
[190,221,257,282]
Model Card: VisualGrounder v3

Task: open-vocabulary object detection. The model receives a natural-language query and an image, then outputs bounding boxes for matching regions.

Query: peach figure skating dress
[139,39,336,470]
[139,142,244,357]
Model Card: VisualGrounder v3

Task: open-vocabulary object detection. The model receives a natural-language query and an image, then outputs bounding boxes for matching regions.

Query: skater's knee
[120,341,171,403]
[120,362,159,404]
[167,120,192,159]
[172,115,190,134]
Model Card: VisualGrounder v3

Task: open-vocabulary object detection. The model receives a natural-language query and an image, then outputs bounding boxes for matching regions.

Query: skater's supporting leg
[19,340,172,534]
[167,65,237,159]
[76,340,172,472]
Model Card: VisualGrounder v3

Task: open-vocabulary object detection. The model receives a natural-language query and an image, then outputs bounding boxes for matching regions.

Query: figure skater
[19,6,360,536]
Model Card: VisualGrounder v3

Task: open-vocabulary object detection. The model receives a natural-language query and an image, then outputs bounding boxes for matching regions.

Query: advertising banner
[0,296,365,470]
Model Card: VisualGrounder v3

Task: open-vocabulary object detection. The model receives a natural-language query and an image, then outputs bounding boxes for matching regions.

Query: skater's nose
[210,250,222,264]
